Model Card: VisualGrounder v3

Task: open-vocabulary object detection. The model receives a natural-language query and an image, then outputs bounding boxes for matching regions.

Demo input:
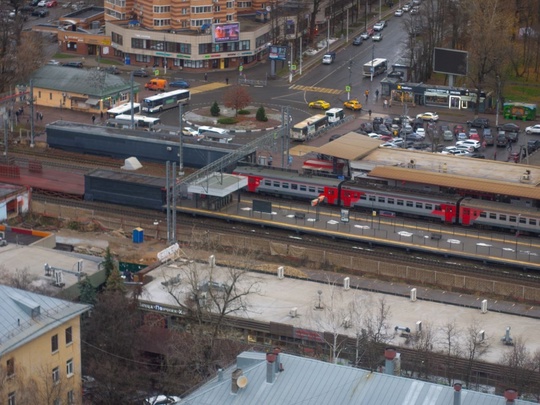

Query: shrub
[217,117,238,125]
[256,105,268,122]
[210,101,220,117]
[238,109,250,115]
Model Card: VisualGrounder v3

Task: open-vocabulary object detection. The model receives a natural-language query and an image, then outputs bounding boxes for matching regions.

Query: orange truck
[145,78,168,91]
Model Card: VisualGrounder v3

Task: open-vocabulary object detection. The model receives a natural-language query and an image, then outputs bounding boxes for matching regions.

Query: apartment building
[102,0,317,71]
[0,285,91,405]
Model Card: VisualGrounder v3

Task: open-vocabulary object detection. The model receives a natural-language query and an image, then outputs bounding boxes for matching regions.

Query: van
[145,78,168,91]
[197,126,229,136]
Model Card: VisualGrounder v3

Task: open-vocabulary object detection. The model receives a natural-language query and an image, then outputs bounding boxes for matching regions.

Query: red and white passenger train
[232,165,540,235]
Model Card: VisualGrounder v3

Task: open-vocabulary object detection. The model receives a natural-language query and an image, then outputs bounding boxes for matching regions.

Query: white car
[182,126,198,136]
[372,33,383,42]
[368,133,382,139]
[394,9,404,16]
[379,142,399,148]
[416,112,439,121]
[373,22,385,31]
[456,140,481,150]
[526,124,540,135]
[415,128,426,138]
[37,0,47,6]
[402,4,411,11]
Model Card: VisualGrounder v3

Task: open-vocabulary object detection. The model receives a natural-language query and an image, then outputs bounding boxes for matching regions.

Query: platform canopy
[187,172,247,197]
[314,132,381,160]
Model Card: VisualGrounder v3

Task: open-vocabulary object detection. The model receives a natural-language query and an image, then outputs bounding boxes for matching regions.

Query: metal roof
[182,351,534,405]
[315,132,381,160]
[0,285,91,356]
[369,166,540,199]
[30,66,138,98]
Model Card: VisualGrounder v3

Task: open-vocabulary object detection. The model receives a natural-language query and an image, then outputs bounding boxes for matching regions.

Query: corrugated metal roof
[0,285,90,356]
[30,66,137,98]
[369,166,540,199]
[182,352,534,405]
[316,132,381,160]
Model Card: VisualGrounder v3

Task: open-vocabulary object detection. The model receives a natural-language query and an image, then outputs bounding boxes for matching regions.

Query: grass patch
[217,117,238,125]
[238,109,250,115]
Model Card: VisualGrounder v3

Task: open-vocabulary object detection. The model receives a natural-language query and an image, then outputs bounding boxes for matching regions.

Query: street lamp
[495,74,501,127]
[515,214,521,256]
[348,60,353,101]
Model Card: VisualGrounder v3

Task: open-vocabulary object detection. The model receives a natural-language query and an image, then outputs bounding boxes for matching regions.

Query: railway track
[32,195,540,289]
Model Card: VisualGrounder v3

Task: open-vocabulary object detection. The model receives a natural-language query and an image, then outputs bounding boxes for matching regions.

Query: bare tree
[439,320,463,385]
[406,322,436,380]
[463,319,490,388]
[499,336,535,396]
[223,86,252,116]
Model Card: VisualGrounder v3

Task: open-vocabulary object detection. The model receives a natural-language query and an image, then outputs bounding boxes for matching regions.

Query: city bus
[106,114,161,129]
[363,58,388,78]
[106,102,140,118]
[142,89,190,114]
[291,114,328,141]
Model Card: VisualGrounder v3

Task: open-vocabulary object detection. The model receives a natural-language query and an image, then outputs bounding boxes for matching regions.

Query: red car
[453,124,465,135]
[46,0,57,7]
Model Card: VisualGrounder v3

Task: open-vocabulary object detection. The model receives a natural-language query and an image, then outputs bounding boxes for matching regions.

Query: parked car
[373,21,385,31]
[37,0,47,6]
[402,124,414,135]
[46,0,57,7]
[525,124,540,135]
[47,59,60,65]
[468,153,486,159]
[453,124,465,135]
[372,33,383,41]
[360,31,370,40]
[415,128,426,138]
[457,132,468,141]
[442,130,454,141]
[499,123,520,133]
[143,395,182,405]
[103,66,120,75]
[456,140,481,150]
[132,68,149,77]
[496,131,508,147]
[352,36,363,46]
[507,151,520,163]
[169,80,190,88]
[406,133,424,141]
[468,128,480,141]
[505,130,519,143]
[394,8,404,16]
[467,117,490,128]
[387,70,404,79]
[20,5,35,13]
[62,61,83,68]
[416,112,439,121]
[32,8,48,16]
[483,128,494,145]
[527,139,540,153]
[402,3,411,11]
[329,134,344,142]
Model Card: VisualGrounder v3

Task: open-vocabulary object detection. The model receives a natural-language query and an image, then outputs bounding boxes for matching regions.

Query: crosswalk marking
[190,82,229,94]
[289,84,343,95]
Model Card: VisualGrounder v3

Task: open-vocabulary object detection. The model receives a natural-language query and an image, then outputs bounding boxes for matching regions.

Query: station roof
[187,172,247,197]
[315,132,381,160]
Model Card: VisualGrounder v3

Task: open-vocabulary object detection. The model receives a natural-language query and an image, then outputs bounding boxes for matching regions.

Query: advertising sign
[212,23,240,43]
[268,45,287,61]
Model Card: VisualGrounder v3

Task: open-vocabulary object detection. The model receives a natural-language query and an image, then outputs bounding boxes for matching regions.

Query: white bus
[363,58,388,77]
[107,114,161,129]
[291,114,328,141]
[106,102,140,119]
[325,108,345,123]
[142,89,190,114]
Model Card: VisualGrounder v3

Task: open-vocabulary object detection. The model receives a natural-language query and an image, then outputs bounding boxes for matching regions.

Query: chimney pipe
[453,383,462,405]
[218,368,224,382]
[384,348,396,375]
[273,347,281,374]
[266,352,277,384]
[504,389,518,404]
[231,369,243,394]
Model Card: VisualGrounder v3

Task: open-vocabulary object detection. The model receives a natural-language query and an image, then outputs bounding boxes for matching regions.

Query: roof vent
[520,170,531,183]
[10,293,41,318]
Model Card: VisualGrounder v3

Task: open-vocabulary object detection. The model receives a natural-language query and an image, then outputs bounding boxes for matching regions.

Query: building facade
[0,286,90,405]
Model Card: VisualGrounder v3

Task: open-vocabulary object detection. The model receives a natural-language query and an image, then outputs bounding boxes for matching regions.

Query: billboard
[268,46,287,61]
[433,48,468,76]
[212,23,240,43]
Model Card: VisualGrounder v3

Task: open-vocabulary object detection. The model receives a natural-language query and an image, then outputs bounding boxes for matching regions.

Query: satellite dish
[266,5,271,11]
[237,375,248,388]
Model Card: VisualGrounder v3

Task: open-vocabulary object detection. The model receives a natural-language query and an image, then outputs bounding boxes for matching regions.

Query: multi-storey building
[0,285,91,405]
[102,0,318,72]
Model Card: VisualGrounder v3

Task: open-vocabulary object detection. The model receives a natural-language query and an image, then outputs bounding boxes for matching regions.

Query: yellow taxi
[343,99,362,111]
[308,100,331,110]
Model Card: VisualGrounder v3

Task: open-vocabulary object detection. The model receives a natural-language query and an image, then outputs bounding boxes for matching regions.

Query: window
[425,203,432,210]
[52,367,59,384]
[406,201,413,207]
[7,358,14,377]
[153,19,171,26]
[282,182,289,189]
[8,392,15,405]
[397,200,404,206]
[378,197,385,203]
[66,359,74,376]
[214,5,220,11]
[368,195,376,202]
[489,213,497,219]
[191,6,212,13]
[51,334,59,353]
[54,399,60,405]
[299,185,306,192]
[226,1,233,7]
[291,184,298,190]
[67,390,74,405]
[530,219,537,226]
[65,327,72,345]
[153,5,170,12]
[415,202,423,208]
[308,187,315,193]
[237,1,251,6]
[226,14,234,21]
[387,198,394,204]
[509,215,517,223]
[499,214,507,221]
[272,181,280,188]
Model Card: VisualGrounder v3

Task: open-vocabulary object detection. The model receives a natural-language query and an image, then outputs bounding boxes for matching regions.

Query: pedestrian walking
[383,99,388,109]
[493,151,497,160]
[39,112,43,121]
[204,72,208,81]
[225,77,229,85]
[36,111,40,120]
[364,90,369,102]
[100,111,104,120]
[368,109,372,119]
[375,89,379,101]
[92,114,96,124]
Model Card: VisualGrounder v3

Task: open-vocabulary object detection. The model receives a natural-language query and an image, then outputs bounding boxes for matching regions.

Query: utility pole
[130,71,135,129]
[29,80,34,147]
[370,45,375,82]
[178,103,184,176]
[348,60,353,101]
[346,8,349,43]
[327,16,330,52]
[379,0,382,21]
[495,74,501,128]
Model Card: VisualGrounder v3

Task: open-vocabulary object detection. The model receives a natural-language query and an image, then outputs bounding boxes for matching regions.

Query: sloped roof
[182,351,534,405]
[0,285,90,356]
[369,166,540,199]
[30,66,138,98]
[315,132,381,160]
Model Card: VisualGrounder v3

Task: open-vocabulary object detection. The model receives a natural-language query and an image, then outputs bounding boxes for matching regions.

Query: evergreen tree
[105,268,126,293]
[256,105,268,122]
[210,101,220,117]
[102,247,115,279]
[79,276,97,305]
